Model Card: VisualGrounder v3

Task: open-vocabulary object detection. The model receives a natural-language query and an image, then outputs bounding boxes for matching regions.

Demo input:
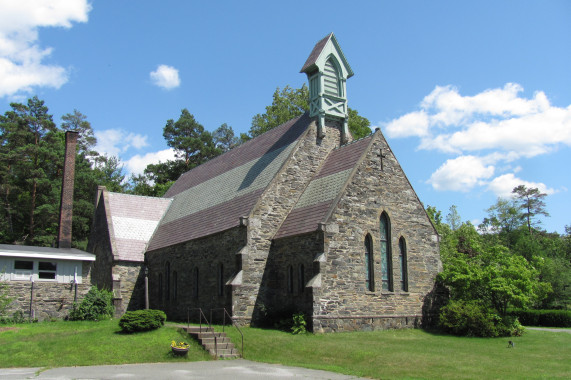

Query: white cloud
[150,65,180,89]
[125,149,176,176]
[383,111,429,138]
[0,0,91,97]
[382,83,571,193]
[487,173,556,198]
[427,156,495,192]
[95,129,149,157]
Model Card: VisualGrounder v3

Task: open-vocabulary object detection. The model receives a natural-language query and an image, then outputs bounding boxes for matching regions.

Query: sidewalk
[0,359,367,379]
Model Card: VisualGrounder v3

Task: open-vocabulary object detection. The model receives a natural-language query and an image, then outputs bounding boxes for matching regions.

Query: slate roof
[275,135,374,239]
[106,192,172,261]
[147,113,312,251]
[300,33,332,73]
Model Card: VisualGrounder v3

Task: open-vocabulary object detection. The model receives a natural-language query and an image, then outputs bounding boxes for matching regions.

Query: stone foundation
[313,314,422,333]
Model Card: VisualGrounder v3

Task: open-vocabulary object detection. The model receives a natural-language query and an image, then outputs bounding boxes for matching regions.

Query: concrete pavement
[0,359,368,379]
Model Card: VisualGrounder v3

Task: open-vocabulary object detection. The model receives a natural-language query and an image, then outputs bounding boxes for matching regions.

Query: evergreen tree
[512,185,549,234]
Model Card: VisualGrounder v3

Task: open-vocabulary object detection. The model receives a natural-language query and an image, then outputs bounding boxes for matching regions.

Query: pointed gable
[275,135,374,239]
[147,113,313,251]
[104,192,172,261]
[300,33,353,78]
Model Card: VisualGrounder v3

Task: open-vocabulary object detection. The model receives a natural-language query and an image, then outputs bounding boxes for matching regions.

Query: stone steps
[183,325,240,359]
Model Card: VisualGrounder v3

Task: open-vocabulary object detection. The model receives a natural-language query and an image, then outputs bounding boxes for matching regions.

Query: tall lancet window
[399,237,408,292]
[323,57,342,97]
[365,234,374,291]
[380,212,393,291]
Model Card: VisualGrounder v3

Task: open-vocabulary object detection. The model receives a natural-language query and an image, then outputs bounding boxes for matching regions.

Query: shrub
[291,312,307,334]
[119,309,166,333]
[439,300,499,337]
[68,287,114,321]
[439,300,525,337]
[508,309,571,327]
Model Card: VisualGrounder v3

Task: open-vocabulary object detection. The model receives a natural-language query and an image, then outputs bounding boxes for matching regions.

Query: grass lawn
[1,320,570,379]
[221,326,571,379]
[0,319,210,368]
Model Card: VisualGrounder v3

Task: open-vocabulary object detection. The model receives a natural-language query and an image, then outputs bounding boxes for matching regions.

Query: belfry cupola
[301,33,354,144]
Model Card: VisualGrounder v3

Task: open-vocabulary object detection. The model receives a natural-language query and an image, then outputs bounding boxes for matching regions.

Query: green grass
[221,326,571,379]
[0,319,210,368]
[1,320,570,379]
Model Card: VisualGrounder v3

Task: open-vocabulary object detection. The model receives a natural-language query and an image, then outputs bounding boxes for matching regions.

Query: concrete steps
[183,326,240,359]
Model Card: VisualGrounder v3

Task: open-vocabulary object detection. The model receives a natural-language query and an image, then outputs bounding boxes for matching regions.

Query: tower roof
[300,33,354,78]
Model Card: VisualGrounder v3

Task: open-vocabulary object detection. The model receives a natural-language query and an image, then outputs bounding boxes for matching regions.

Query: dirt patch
[0,327,20,333]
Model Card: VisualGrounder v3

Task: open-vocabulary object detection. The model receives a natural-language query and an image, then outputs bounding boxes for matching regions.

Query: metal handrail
[210,307,244,358]
[187,307,217,358]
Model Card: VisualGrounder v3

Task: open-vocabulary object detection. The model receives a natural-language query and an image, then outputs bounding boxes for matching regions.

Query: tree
[512,185,549,234]
[446,205,461,231]
[0,98,105,247]
[61,110,97,157]
[347,108,371,140]
[213,123,239,152]
[0,97,59,243]
[249,84,371,139]
[163,109,220,170]
[92,155,126,193]
[250,85,310,138]
[437,220,551,336]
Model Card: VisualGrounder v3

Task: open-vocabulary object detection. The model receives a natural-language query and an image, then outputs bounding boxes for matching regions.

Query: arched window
[365,234,374,291]
[298,264,305,294]
[193,267,199,298]
[399,237,408,292]
[380,213,393,291]
[172,271,178,300]
[287,265,294,294]
[324,57,342,97]
[218,263,224,296]
[158,273,163,301]
[165,262,170,301]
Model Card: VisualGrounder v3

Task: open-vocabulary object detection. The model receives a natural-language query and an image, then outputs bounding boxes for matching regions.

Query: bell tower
[301,33,354,144]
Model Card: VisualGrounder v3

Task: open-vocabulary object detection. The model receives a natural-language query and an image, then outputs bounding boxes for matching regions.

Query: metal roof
[0,244,95,261]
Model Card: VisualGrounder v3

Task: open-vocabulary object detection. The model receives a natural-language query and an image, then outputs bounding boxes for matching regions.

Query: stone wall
[313,130,441,333]
[87,188,114,291]
[146,226,247,323]
[239,120,343,325]
[111,261,145,316]
[261,231,323,327]
[3,264,92,321]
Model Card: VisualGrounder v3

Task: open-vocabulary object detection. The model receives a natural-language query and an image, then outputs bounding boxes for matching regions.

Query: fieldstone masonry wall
[146,227,246,322]
[3,264,92,321]
[313,131,441,332]
[241,120,342,325]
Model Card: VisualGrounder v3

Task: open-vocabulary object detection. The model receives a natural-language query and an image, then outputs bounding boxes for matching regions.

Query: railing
[210,307,244,358]
[187,307,217,357]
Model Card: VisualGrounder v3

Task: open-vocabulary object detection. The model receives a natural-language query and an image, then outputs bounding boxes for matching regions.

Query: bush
[119,309,166,333]
[508,309,571,327]
[439,300,499,337]
[68,287,114,321]
[291,312,307,334]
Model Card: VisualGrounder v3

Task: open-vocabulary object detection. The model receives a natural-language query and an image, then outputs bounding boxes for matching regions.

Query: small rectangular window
[14,260,33,280]
[38,261,57,280]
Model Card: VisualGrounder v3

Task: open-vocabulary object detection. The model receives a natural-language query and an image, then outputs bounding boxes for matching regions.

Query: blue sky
[1,0,570,233]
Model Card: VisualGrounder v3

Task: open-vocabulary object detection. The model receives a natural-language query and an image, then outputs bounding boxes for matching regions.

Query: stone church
[88,33,441,332]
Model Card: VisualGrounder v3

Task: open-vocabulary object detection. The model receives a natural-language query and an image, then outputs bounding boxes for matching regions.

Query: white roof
[0,244,95,261]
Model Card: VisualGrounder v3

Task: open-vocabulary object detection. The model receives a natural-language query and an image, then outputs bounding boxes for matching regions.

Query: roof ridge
[334,132,374,150]
[107,191,173,201]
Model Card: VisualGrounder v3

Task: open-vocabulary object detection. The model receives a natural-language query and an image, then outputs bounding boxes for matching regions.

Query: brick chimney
[57,131,79,249]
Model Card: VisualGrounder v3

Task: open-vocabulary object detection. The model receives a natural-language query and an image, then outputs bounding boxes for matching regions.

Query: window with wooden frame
[380,212,393,291]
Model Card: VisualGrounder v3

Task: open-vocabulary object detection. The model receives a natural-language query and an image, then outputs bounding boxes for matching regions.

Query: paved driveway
[0,360,367,380]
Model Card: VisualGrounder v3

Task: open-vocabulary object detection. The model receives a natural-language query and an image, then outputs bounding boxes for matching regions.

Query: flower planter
[171,346,189,356]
